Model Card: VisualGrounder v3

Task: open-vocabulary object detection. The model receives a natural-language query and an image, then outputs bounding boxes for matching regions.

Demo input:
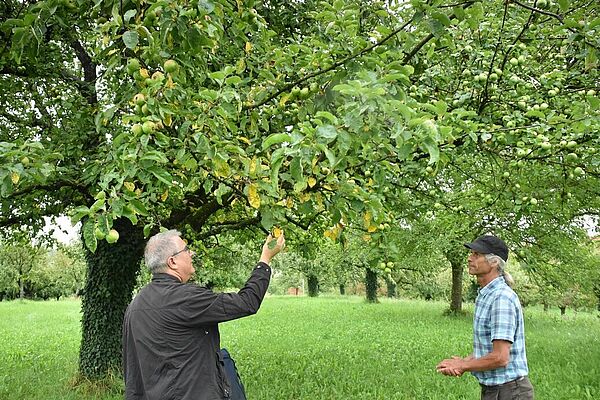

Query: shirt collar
[478,275,505,295]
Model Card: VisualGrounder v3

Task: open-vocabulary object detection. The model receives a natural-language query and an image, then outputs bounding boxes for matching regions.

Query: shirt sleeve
[490,292,517,343]
[182,262,272,326]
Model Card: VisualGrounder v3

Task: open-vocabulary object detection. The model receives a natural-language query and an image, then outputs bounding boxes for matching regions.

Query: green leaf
[198,0,215,14]
[316,125,338,144]
[290,157,303,182]
[123,9,137,23]
[71,205,91,224]
[89,198,105,214]
[83,218,98,253]
[421,137,440,164]
[557,0,569,12]
[122,30,139,49]
[148,166,173,185]
[122,206,138,225]
[262,133,291,150]
[432,11,452,27]
[128,199,148,216]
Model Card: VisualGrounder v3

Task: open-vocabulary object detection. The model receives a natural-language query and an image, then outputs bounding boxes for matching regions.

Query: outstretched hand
[260,231,285,264]
[436,356,466,377]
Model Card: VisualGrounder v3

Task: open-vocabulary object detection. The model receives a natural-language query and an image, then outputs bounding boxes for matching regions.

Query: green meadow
[1,296,598,399]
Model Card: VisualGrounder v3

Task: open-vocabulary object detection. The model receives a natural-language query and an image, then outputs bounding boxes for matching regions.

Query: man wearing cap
[436,234,534,400]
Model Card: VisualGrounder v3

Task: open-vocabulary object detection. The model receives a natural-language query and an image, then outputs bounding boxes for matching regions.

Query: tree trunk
[449,255,464,313]
[307,275,319,297]
[365,268,378,303]
[339,284,345,295]
[559,306,566,315]
[386,279,396,298]
[78,219,145,379]
[18,278,24,300]
[543,302,549,312]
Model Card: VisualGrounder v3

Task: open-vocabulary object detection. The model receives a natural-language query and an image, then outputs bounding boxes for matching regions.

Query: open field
[1,296,599,399]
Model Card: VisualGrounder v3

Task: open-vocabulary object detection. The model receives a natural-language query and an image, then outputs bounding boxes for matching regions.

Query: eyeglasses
[171,245,191,258]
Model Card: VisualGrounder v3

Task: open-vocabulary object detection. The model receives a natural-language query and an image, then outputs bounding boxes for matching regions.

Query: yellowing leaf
[124,181,135,191]
[248,183,261,208]
[239,136,251,145]
[245,41,252,53]
[279,93,291,107]
[367,224,378,233]
[140,68,149,79]
[163,114,172,127]
[363,211,372,230]
[308,176,317,188]
[362,234,372,242]
[160,189,169,202]
[249,158,257,176]
[10,172,19,184]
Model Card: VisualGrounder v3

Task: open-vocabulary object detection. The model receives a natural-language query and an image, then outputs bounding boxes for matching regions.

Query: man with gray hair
[436,234,534,400]
[123,229,285,400]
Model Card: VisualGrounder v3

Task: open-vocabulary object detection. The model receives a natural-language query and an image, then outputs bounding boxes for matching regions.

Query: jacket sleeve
[182,262,272,326]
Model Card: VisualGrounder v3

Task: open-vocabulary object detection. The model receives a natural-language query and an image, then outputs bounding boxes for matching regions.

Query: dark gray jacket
[123,262,271,400]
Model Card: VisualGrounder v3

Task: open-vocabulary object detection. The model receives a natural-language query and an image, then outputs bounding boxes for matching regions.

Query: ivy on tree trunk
[365,268,378,303]
[307,275,319,297]
[386,278,396,298]
[78,219,145,379]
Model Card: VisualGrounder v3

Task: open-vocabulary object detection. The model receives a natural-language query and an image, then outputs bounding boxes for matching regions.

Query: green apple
[133,93,145,106]
[132,123,143,135]
[565,152,578,162]
[151,71,164,82]
[127,58,140,74]
[106,229,119,243]
[573,167,584,176]
[94,228,106,240]
[142,121,155,134]
[164,59,179,74]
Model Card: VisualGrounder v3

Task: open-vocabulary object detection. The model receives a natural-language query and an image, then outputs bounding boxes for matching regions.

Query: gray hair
[144,229,181,273]
[485,253,514,287]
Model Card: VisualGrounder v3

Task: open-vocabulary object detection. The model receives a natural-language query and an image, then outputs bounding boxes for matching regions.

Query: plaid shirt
[472,276,529,386]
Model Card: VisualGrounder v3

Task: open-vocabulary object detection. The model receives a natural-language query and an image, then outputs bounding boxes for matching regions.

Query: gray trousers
[480,376,534,400]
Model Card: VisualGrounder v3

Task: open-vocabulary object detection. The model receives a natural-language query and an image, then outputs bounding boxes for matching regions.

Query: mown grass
[0,296,598,399]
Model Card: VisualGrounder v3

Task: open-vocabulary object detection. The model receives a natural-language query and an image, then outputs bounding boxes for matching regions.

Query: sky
[43,215,81,244]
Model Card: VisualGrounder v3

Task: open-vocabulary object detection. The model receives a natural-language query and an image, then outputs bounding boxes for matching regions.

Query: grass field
[0,296,599,399]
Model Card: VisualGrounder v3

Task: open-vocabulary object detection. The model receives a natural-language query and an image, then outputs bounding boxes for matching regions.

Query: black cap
[464,235,509,261]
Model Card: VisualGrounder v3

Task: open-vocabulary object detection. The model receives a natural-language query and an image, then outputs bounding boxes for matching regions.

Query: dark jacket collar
[151,273,182,283]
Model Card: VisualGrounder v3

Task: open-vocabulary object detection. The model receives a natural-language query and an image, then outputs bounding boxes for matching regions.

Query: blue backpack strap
[220,348,247,400]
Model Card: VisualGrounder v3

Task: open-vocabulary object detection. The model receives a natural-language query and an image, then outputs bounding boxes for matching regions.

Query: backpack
[220,348,247,400]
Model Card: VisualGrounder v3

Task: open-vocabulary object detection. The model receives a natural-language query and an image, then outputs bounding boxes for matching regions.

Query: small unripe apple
[94,228,105,240]
[530,198,538,205]
[106,229,119,243]
[142,121,155,133]
[573,167,584,176]
[132,124,143,135]
[133,93,145,106]
[127,58,140,74]
[151,71,164,82]
[164,59,179,74]
[565,152,578,162]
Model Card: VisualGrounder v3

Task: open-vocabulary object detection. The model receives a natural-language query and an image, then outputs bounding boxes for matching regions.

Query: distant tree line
[0,241,86,301]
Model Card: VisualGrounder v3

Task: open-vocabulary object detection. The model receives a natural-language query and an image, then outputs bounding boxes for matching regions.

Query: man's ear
[166,256,177,270]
